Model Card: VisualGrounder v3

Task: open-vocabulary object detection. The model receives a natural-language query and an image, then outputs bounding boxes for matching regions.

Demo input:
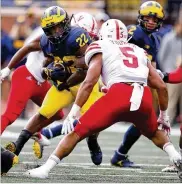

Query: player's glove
[156,69,169,82]
[62,104,81,135]
[157,110,171,135]
[0,67,11,82]
[43,62,72,82]
[54,82,70,91]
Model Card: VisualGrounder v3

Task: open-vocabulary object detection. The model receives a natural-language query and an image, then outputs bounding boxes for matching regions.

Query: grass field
[1,119,181,183]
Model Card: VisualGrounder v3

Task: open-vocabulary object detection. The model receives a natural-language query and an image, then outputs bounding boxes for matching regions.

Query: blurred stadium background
[1,0,182,183]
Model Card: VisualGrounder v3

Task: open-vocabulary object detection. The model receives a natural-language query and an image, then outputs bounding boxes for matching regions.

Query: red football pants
[1,66,63,134]
[75,83,158,139]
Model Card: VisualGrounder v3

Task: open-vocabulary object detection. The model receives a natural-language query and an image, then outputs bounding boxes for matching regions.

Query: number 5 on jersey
[120,47,139,68]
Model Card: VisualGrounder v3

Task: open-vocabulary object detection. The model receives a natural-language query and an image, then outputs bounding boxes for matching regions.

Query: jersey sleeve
[69,27,92,53]
[85,41,102,66]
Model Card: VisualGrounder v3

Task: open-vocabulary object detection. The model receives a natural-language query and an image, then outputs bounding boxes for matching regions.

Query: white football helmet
[99,19,128,42]
[71,12,98,39]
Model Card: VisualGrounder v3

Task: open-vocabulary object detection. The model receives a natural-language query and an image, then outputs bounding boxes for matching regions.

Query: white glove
[156,69,164,79]
[157,110,171,135]
[0,67,11,82]
[62,104,81,135]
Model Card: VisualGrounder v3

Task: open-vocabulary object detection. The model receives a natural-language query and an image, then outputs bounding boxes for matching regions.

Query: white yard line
[8,171,178,179]
[21,161,168,168]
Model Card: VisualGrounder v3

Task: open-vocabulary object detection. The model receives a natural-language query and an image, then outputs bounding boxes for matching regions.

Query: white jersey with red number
[85,40,150,88]
[25,27,45,83]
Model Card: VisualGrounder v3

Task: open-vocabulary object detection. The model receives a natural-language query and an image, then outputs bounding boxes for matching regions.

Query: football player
[25,19,182,180]
[33,12,103,159]
[0,26,63,142]
[110,1,170,168]
[39,12,100,139]
[3,6,102,166]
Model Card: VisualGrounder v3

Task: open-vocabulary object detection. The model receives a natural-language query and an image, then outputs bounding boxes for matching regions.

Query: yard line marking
[8,171,178,179]
[21,161,168,167]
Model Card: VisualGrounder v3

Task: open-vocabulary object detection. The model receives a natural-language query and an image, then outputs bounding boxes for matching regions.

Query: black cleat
[1,147,19,175]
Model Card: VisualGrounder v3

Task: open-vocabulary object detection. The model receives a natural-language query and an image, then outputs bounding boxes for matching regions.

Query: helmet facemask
[43,16,70,44]
[41,6,71,45]
[138,15,163,33]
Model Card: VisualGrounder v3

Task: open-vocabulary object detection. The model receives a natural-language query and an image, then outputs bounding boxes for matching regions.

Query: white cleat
[25,167,49,179]
[162,165,178,172]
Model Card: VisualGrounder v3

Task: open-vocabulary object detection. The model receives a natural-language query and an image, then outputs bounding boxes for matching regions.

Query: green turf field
[1,119,181,183]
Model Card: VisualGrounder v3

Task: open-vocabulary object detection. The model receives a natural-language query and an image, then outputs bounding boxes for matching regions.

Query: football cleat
[31,133,51,159]
[32,141,44,159]
[25,166,48,179]
[111,151,141,168]
[1,147,19,175]
[4,142,18,154]
[31,133,51,146]
[162,165,178,172]
[86,135,102,165]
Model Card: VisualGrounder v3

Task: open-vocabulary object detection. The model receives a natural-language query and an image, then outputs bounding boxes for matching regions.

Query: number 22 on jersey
[119,47,139,68]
